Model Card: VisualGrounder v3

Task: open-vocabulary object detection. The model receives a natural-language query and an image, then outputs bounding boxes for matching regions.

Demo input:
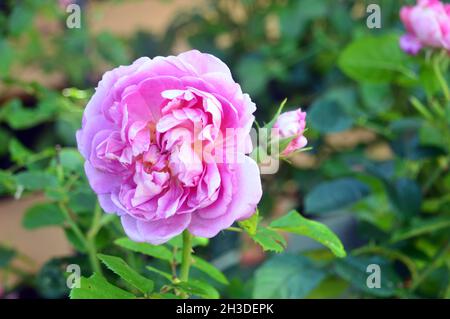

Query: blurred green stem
[86,202,103,276]
[423,160,447,194]
[59,203,85,248]
[433,54,450,101]
[55,146,103,276]
[410,240,449,292]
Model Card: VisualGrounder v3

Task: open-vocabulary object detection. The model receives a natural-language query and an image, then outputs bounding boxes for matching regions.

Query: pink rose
[273,108,307,155]
[400,0,450,54]
[76,50,262,244]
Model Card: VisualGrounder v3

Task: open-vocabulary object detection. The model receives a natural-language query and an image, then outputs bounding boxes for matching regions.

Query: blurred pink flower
[76,50,262,244]
[58,0,73,10]
[273,108,307,155]
[400,0,450,54]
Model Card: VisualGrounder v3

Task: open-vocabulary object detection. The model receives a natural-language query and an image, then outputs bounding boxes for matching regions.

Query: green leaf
[420,62,441,96]
[238,209,259,235]
[307,276,349,298]
[386,178,422,218]
[253,254,326,298]
[36,258,69,298]
[96,32,129,66]
[62,88,91,100]
[309,99,353,133]
[15,171,58,191]
[9,139,32,165]
[70,273,135,299]
[59,148,84,172]
[0,39,14,75]
[0,245,16,268]
[279,0,326,39]
[22,203,65,229]
[270,210,346,258]
[305,178,370,214]
[174,280,220,299]
[68,188,96,214]
[250,226,286,253]
[191,256,229,285]
[334,256,401,297]
[98,254,154,295]
[359,83,393,116]
[338,34,415,83]
[145,266,173,281]
[236,56,270,96]
[115,237,172,261]
[0,170,16,195]
[8,4,34,37]
[0,129,11,156]
[3,98,57,130]
[323,87,362,119]
[151,292,182,299]
[419,122,447,149]
[64,228,86,252]
[167,235,208,248]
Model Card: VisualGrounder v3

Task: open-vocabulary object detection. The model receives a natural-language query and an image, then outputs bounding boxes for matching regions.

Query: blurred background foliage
[0,0,449,299]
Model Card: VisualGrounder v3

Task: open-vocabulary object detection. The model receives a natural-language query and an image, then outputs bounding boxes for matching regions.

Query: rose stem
[180,230,193,283]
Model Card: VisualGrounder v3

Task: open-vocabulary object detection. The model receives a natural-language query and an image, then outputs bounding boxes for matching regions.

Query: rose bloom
[400,0,450,54]
[273,108,307,155]
[77,50,262,244]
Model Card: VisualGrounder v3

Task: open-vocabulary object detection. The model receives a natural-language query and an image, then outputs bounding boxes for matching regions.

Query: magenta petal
[227,156,262,221]
[400,34,422,55]
[189,157,261,237]
[98,193,120,214]
[125,213,191,245]
[84,162,122,194]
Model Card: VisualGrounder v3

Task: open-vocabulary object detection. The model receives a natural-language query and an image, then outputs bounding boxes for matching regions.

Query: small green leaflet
[70,273,135,299]
[115,237,172,261]
[253,254,326,298]
[174,279,220,299]
[22,202,65,229]
[0,245,16,268]
[191,256,229,285]
[238,210,259,235]
[146,266,173,281]
[167,234,209,248]
[98,254,154,295]
[270,210,346,258]
[250,226,287,253]
[172,253,229,285]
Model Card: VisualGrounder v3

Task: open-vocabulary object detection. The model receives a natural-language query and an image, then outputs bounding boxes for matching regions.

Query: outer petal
[121,213,191,245]
[98,193,121,214]
[76,115,114,159]
[188,157,262,237]
[177,50,233,80]
[227,156,262,221]
[84,162,122,194]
